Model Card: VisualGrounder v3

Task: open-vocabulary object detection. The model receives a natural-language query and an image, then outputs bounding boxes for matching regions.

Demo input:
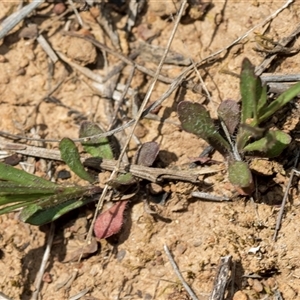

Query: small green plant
[178,58,300,194]
[0,121,160,239]
[0,121,113,225]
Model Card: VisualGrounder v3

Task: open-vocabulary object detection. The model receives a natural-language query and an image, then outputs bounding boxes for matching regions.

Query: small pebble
[53,3,66,15]
[117,249,126,262]
[0,55,7,63]
[265,277,276,288]
[57,169,71,180]
[148,183,163,194]
[233,290,248,300]
[42,272,52,283]
[252,279,264,293]
[4,154,21,166]
[175,243,187,255]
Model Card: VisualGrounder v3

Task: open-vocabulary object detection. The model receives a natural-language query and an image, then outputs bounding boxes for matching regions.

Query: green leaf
[108,173,136,188]
[0,162,57,212]
[0,162,56,187]
[19,185,101,224]
[21,197,95,225]
[243,130,291,157]
[0,159,102,225]
[177,101,231,157]
[240,58,262,124]
[237,59,268,151]
[257,84,268,116]
[59,138,94,183]
[0,193,52,207]
[79,121,114,159]
[0,182,97,217]
[0,198,41,215]
[228,161,254,195]
[258,82,300,123]
[0,181,59,195]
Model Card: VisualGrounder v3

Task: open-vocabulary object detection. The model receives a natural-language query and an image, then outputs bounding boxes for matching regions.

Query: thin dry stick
[31,223,55,300]
[85,158,220,182]
[273,151,300,241]
[164,244,198,300]
[255,22,300,76]
[273,290,284,300]
[191,191,229,201]
[56,51,104,84]
[0,0,45,39]
[108,66,136,130]
[0,141,221,182]
[82,0,188,250]
[230,260,236,298]
[36,34,58,63]
[67,0,83,27]
[0,292,13,300]
[24,76,66,130]
[69,288,90,300]
[261,73,300,83]
[209,255,232,300]
[60,31,174,85]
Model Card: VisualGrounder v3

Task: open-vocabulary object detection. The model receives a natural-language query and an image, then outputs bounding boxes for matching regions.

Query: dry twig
[0,0,45,39]
[0,141,222,183]
[209,255,232,300]
[0,291,13,300]
[60,31,174,85]
[31,223,55,300]
[255,22,300,76]
[36,34,58,63]
[273,151,300,241]
[164,244,199,300]
[191,191,229,202]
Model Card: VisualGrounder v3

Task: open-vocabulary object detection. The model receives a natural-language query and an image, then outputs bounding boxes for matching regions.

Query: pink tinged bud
[94,201,128,239]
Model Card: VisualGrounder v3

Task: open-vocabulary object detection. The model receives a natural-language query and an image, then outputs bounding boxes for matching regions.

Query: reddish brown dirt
[1,1,300,300]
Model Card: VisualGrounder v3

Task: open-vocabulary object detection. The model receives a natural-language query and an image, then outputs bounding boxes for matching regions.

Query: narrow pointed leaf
[257,84,268,117]
[0,194,49,206]
[20,185,101,224]
[34,185,97,209]
[0,182,58,195]
[0,200,40,215]
[0,162,57,187]
[237,58,264,151]
[178,101,230,157]
[22,196,97,225]
[79,121,114,159]
[0,193,53,206]
[258,82,300,123]
[240,58,262,124]
[59,138,94,183]
[0,184,97,216]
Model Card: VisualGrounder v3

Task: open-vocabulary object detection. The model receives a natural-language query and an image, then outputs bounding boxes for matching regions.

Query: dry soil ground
[1,1,300,300]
